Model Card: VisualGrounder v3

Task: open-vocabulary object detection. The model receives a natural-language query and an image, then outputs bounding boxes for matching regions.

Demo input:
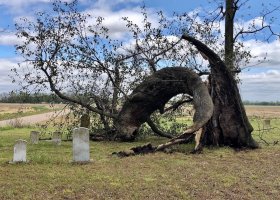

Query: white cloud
[236,17,267,33]
[84,6,158,39]
[240,69,280,83]
[0,0,279,101]
[0,59,19,92]
[0,33,22,45]
[243,39,280,68]
[239,69,280,101]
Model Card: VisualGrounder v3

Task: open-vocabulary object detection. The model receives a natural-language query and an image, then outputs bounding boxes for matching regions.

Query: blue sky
[0,0,280,101]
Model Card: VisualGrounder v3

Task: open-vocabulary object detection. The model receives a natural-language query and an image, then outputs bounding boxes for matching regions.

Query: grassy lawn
[0,117,280,200]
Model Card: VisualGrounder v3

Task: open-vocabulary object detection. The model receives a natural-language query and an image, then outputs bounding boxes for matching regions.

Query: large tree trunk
[114,67,213,141]
[182,35,258,148]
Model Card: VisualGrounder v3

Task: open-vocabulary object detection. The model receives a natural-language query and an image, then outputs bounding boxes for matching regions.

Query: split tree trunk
[182,35,258,148]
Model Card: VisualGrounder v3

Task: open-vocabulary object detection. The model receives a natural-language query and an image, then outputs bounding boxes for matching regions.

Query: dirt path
[0,111,67,127]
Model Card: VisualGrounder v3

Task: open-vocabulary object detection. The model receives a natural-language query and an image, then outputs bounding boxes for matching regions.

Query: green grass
[0,121,280,200]
[250,117,280,145]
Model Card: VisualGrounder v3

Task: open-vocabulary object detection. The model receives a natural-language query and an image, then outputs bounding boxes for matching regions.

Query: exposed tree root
[112,133,195,157]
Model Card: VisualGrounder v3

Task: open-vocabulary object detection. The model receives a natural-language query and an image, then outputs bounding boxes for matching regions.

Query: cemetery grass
[0,119,280,200]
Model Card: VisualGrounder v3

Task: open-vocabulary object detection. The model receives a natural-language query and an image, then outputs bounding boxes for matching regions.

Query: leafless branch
[146,117,173,139]
[161,98,193,114]
[234,5,280,42]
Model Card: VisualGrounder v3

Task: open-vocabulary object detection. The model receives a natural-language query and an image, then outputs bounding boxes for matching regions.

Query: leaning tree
[14,0,279,152]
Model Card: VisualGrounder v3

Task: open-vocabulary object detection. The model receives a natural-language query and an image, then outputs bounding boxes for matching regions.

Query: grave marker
[13,139,27,162]
[72,127,90,162]
[30,131,39,144]
[52,131,62,145]
[263,119,271,129]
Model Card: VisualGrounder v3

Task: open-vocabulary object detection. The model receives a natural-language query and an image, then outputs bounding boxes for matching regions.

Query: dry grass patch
[0,103,64,121]
[245,105,280,118]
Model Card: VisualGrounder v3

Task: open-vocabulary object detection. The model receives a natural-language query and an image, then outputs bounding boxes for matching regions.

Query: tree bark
[182,34,258,148]
[225,0,235,71]
[115,67,213,141]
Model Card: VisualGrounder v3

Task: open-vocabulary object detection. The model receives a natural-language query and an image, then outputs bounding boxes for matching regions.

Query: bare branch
[146,117,173,139]
[40,66,117,119]
[234,5,280,42]
[161,98,193,114]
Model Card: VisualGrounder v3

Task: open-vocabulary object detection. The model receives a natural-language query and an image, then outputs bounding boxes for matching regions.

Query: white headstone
[52,131,62,145]
[30,131,39,144]
[72,127,90,162]
[13,139,27,162]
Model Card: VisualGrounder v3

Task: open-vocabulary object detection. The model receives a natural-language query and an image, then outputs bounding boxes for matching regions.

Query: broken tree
[181,35,258,149]
[114,34,258,155]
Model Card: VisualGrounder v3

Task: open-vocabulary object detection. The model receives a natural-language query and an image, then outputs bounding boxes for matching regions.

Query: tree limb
[40,66,117,119]
[161,98,193,114]
[146,117,173,139]
[115,66,213,141]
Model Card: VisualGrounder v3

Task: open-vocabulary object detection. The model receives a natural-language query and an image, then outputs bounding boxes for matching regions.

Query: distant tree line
[0,92,64,103]
[243,100,280,106]
[1,91,279,106]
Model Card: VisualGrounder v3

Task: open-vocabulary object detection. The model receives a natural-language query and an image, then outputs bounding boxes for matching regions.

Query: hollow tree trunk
[182,34,258,148]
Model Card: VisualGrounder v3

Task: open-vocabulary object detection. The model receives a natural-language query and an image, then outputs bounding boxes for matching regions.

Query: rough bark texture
[115,67,213,141]
[225,0,235,70]
[182,34,258,148]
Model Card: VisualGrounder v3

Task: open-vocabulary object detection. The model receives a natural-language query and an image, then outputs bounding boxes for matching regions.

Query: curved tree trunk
[182,34,258,148]
[114,67,213,141]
